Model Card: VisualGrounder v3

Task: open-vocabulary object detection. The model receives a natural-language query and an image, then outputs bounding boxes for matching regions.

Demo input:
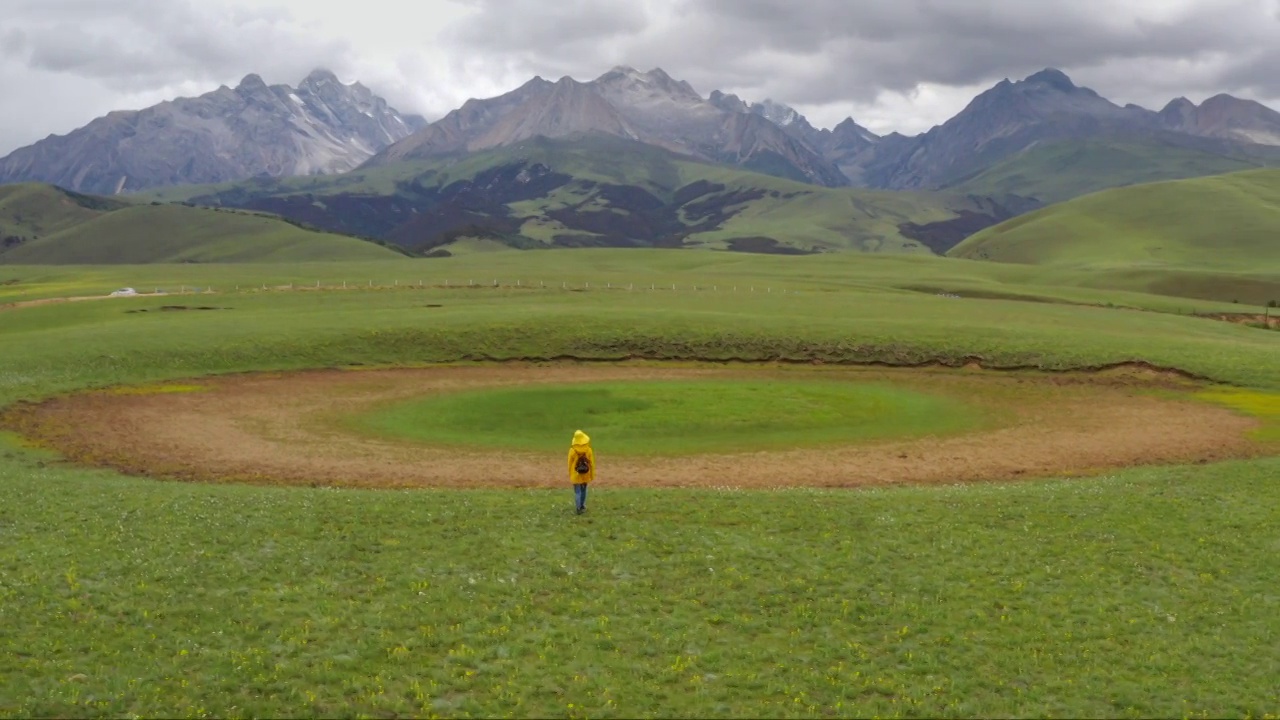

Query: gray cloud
[443,0,1280,123]
[2,0,352,93]
[1,0,1279,154]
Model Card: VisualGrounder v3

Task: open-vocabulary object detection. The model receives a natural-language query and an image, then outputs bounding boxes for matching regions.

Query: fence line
[141,279,810,297]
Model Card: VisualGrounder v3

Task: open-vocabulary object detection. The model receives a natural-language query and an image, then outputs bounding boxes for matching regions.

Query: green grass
[951,168,1280,273]
[950,138,1271,205]
[1,258,1279,716]
[0,183,126,242]
[347,379,985,455]
[3,447,1278,718]
[2,245,1275,307]
[0,199,403,264]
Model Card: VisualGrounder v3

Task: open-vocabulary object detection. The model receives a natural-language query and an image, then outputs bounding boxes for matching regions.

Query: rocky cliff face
[1157,94,1280,146]
[0,69,426,194]
[366,66,850,187]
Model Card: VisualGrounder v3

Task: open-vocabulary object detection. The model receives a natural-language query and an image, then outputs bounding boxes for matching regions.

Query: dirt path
[0,292,172,312]
[2,363,1264,489]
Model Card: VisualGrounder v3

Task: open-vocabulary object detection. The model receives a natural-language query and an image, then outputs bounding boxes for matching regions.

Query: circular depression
[1,362,1265,489]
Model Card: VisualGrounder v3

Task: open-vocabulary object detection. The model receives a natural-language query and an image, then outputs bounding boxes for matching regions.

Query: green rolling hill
[139,135,1037,257]
[0,183,405,264]
[950,169,1280,303]
[948,138,1275,205]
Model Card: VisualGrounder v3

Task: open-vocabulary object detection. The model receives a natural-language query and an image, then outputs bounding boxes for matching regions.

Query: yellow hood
[572,430,590,446]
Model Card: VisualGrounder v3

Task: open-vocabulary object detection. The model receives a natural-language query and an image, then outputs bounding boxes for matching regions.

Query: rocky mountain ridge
[364,66,850,187]
[0,69,426,194]
[3,64,1280,198]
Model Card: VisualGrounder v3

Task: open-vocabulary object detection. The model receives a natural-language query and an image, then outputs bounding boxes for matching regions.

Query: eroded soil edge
[1,362,1265,490]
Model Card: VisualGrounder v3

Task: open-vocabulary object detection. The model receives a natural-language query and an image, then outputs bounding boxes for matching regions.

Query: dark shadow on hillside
[187,161,831,255]
[897,196,1042,254]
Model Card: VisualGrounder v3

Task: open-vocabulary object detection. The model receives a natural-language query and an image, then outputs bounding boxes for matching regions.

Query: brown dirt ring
[0,362,1266,490]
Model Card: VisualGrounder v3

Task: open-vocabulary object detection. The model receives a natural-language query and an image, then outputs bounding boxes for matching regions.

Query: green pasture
[1,273,1278,395]
[1,254,1279,717]
[2,247,1277,307]
[347,379,987,456]
[953,168,1280,272]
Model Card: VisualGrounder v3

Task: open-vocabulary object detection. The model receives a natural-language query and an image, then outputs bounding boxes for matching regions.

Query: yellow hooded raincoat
[568,430,595,483]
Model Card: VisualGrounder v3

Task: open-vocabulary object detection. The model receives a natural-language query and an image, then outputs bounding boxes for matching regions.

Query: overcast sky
[3,0,1279,155]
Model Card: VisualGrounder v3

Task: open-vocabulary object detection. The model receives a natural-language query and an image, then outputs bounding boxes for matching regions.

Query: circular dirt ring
[1,362,1266,489]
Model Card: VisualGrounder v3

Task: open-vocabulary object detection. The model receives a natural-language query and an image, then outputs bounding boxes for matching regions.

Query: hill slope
[159,135,1034,256]
[0,184,404,264]
[950,168,1280,271]
[1,183,130,249]
[949,137,1274,204]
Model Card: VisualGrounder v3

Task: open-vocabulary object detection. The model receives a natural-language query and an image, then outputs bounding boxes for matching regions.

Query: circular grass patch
[344,378,988,455]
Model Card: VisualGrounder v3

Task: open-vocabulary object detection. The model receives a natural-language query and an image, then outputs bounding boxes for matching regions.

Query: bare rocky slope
[363,67,850,187]
[0,70,426,195]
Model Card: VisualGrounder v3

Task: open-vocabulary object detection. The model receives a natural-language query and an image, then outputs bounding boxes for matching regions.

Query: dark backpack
[574,452,591,475]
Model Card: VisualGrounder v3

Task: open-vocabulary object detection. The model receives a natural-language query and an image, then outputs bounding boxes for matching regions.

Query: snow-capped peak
[753,99,800,127]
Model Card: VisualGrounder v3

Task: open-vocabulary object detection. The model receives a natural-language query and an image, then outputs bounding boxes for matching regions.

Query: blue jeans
[573,483,588,511]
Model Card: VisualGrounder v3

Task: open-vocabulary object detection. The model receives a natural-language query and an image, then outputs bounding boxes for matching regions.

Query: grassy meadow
[2,246,1277,307]
[952,168,1280,272]
[2,249,1279,717]
[346,378,987,456]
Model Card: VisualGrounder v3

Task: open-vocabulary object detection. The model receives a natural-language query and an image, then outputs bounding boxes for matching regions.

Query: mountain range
[4,65,1280,203]
[0,70,426,195]
[2,65,1280,260]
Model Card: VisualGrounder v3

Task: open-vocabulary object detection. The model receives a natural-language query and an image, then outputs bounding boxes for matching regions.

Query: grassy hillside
[138,135,1033,257]
[949,138,1271,205]
[0,183,129,247]
[0,185,405,264]
[951,169,1280,277]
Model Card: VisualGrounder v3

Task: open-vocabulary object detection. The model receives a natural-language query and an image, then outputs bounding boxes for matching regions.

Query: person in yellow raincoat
[568,429,595,514]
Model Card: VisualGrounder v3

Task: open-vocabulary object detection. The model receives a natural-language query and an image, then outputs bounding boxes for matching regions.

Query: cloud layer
[2,0,1278,154]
